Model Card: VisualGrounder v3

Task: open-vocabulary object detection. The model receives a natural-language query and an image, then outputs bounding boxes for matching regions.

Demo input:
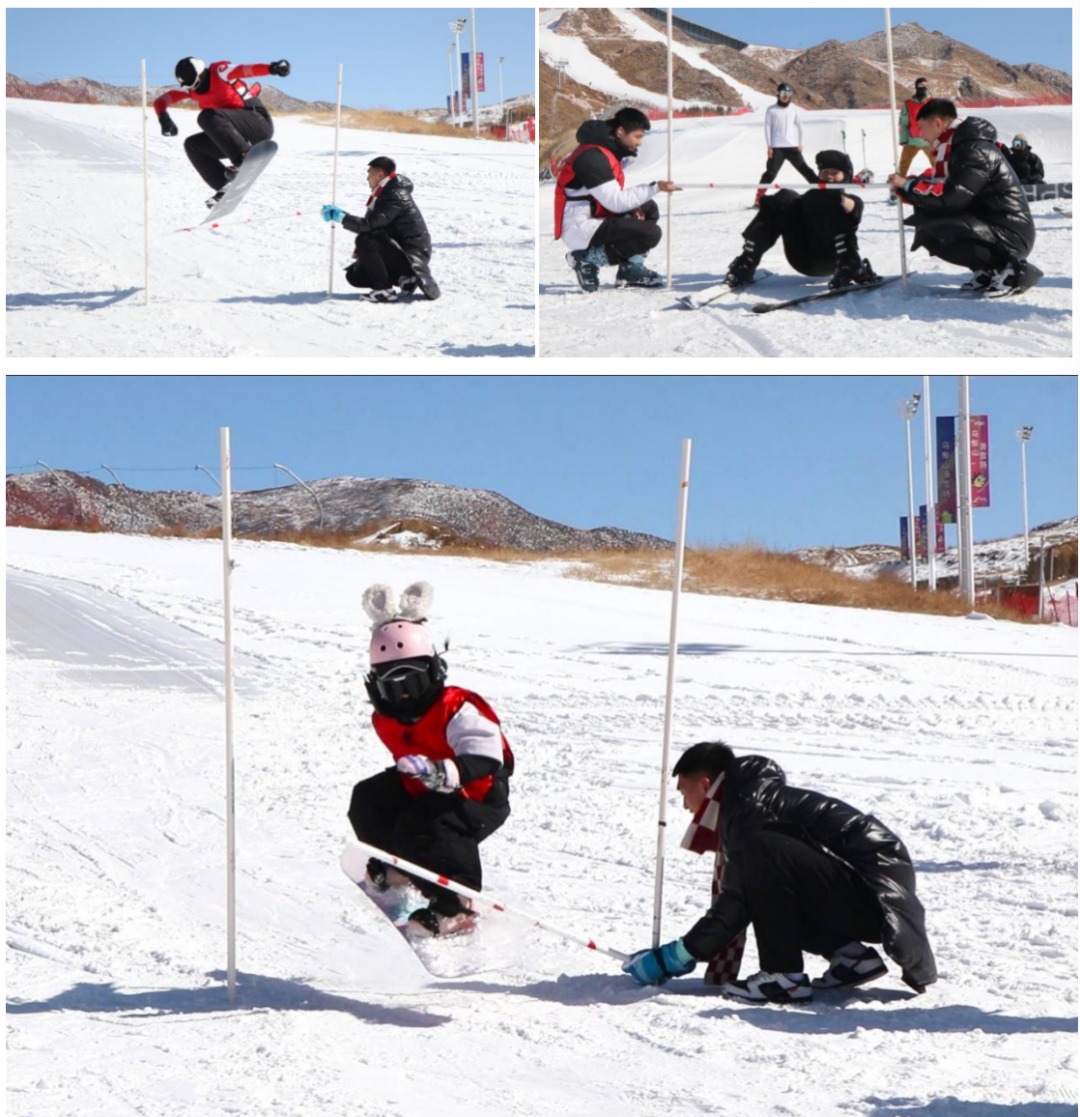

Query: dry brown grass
[302,107,481,140]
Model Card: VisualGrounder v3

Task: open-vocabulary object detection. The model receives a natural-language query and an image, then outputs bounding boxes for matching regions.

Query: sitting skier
[348,582,512,937]
[887,99,1042,295]
[725,150,880,291]
[623,741,937,1004]
[554,107,681,293]
[1000,134,1046,185]
[321,157,441,303]
[155,57,289,206]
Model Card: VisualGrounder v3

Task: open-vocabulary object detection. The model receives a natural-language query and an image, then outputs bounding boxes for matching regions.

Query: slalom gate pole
[344,839,631,963]
[141,59,149,306]
[675,181,923,191]
[884,7,909,283]
[328,63,344,296]
[666,7,673,289]
[220,427,236,1003]
[651,438,692,949]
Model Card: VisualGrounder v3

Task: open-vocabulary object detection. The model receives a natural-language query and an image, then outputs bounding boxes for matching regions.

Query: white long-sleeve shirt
[764,102,805,149]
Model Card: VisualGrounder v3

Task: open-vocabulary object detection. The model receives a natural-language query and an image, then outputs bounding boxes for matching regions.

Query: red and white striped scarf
[366,172,397,211]
[680,773,745,986]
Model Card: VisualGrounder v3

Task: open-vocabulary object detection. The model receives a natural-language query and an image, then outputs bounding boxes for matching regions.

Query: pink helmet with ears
[369,620,436,665]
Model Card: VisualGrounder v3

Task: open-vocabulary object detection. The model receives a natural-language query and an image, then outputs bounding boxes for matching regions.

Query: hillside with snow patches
[538,9,1072,359]
[7,527,1078,1117]
[6,101,535,358]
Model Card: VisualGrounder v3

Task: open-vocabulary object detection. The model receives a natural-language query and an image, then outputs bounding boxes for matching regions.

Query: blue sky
[5,7,534,111]
[6,377,1076,551]
[678,8,1072,74]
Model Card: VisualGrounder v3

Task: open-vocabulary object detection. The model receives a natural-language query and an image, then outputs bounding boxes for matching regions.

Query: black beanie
[815,149,854,183]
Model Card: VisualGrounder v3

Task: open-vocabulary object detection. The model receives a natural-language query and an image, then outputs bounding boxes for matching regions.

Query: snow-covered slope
[540,105,1072,358]
[6,100,536,358]
[7,527,1077,1117]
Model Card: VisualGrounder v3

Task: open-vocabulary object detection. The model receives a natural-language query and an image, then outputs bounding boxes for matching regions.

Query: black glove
[159,111,178,138]
[269,60,290,78]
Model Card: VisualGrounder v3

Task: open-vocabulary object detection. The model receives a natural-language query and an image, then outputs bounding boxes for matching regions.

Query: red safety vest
[554,144,624,239]
[373,686,514,801]
[905,98,931,140]
[154,62,263,116]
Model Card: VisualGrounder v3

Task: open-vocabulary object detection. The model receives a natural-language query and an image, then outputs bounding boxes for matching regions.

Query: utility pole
[450,18,467,127]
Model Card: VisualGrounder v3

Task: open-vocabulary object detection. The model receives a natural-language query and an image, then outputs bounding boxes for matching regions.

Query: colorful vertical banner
[461,53,471,98]
[454,91,460,115]
[475,52,485,92]
[936,416,957,523]
[917,505,928,561]
[900,516,910,562]
[970,415,990,508]
[935,505,945,555]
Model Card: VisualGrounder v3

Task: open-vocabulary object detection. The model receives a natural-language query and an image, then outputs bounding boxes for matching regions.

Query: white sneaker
[812,943,888,990]
[721,971,812,1004]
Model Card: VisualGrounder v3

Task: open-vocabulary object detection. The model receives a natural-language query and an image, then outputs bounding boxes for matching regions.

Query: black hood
[576,118,637,161]
[952,117,998,147]
[725,755,787,795]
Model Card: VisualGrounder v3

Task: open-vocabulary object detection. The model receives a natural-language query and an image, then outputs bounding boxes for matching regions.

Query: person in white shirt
[754,84,818,207]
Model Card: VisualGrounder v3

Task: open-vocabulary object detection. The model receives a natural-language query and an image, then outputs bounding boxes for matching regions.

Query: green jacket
[899,100,932,149]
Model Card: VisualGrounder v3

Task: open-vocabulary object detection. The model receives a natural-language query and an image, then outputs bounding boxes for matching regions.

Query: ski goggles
[368,658,437,705]
[1012,140,1027,150]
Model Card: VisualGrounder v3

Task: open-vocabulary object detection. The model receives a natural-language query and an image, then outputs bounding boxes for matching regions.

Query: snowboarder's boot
[829,253,880,290]
[365,858,411,891]
[961,270,993,291]
[724,246,760,289]
[407,897,477,938]
[359,289,399,304]
[615,255,664,289]
[567,246,607,293]
[812,943,888,990]
[223,165,240,184]
[986,257,1043,296]
[205,189,227,210]
[720,971,813,1005]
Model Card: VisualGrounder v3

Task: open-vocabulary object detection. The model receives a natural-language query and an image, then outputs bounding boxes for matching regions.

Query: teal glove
[322,204,347,224]
[622,939,697,986]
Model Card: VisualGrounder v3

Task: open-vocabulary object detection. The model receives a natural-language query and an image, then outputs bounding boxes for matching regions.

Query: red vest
[554,144,624,239]
[905,98,930,139]
[154,62,263,116]
[373,686,514,801]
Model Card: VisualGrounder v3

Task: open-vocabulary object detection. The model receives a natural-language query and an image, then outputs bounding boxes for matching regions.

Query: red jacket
[554,143,624,239]
[154,61,267,116]
[373,686,514,801]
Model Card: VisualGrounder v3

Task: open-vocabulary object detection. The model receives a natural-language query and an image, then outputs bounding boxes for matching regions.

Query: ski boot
[812,943,888,990]
[566,246,607,293]
[724,250,759,290]
[985,258,1043,296]
[359,289,399,304]
[365,858,411,892]
[407,897,478,938]
[615,255,664,289]
[829,255,880,290]
[720,971,813,1005]
[960,270,993,292]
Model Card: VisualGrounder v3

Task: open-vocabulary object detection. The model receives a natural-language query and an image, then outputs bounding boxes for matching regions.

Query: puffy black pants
[759,146,819,186]
[740,829,883,973]
[345,238,416,291]
[906,210,1036,271]
[744,189,864,277]
[184,100,274,189]
[348,767,509,911]
[588,199,662,264]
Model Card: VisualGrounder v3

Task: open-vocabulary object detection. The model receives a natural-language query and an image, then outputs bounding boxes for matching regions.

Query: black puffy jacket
[343,175,432,262]
[682,756,937,992]
[905,117,1034,257]
[1003,144,1046,185]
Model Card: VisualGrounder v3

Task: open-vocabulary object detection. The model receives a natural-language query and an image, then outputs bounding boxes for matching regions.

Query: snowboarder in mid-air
[554,107,681,293]
[726,150,881,290]
[155,57,290,206]
[321,157,441,303]
[348,582,513,937]
[623,741,937,1004]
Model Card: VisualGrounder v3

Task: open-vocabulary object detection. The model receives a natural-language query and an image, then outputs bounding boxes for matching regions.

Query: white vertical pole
[498,57,505,138]
[327,63,343,297]
[220,426,237,1002]
[883,8,909,283]
[666,8,674,290]
[141,59,149,306]
[652,438,692,948]
[447,47,457,128]
[957,378,975,608]
[455,29,463,128]
[1019,436,1030,569]
[905,414,917,588]
[922,376,937,592]
[470,9,480,138]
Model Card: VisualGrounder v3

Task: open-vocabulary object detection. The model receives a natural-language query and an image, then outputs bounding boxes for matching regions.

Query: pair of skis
[677,271,902,314]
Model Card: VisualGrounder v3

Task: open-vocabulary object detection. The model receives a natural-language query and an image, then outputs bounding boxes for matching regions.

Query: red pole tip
[437,876,449,885]
[588,941,597,950]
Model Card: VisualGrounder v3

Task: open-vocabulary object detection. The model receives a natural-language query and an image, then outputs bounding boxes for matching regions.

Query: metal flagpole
[220,427,237,1002]
[957,378,975,608]
[922,376,937,591]
[651,439,692,948]
[884,8,909,283]
[666,8,674,289]
[141,60,149,306]
[327,64,343,296]
[470,8,480,138]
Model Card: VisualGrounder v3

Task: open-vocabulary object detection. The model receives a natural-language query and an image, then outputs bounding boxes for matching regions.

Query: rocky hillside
[5,472,672,553]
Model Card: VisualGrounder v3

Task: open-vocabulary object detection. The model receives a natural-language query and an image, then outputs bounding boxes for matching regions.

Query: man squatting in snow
[156,57,289,206]
[887,99,1042,295]
[322,157,441,303]
[555,107,682,293]
[624,741,937,1004]
[348,583,512,937]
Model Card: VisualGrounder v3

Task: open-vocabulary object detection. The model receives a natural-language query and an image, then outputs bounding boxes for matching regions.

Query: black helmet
[777,83,794,97]
[815,149,854,184]
[175,57,207,90]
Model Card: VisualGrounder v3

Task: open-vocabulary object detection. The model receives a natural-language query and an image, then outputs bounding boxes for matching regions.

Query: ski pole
[675,181,912,191]
[174,209,317,233]
[341,840,631,963]
[841,128,846,153]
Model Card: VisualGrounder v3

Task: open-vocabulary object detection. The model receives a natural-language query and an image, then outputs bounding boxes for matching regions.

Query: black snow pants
[905,210,1036,271]
[345,238,416,291]
[737,830,883,974]
[759,146,819,186]
[588,198,662,264]
[743,189,864,277]
[184,100,274,189]
[348,767,509,913]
